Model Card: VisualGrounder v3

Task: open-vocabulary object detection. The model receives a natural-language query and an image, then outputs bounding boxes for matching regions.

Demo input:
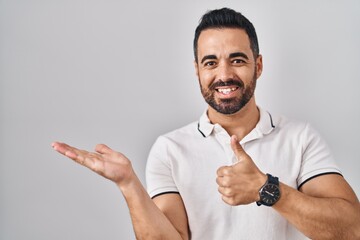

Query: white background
[1,0,359,239]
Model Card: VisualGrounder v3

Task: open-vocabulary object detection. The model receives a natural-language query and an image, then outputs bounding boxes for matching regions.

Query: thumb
[230,135,248,162]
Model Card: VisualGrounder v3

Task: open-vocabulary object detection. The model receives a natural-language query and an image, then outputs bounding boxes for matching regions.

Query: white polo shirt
[146,107,341,240]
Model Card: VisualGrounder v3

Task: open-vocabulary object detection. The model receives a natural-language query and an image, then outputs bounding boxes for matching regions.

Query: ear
[255,54,263,79]
[194,60,199,78]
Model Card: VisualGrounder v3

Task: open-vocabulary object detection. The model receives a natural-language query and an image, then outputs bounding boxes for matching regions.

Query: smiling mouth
[216,87,239,95]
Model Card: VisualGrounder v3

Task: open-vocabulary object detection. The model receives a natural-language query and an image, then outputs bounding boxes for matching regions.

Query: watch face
[259,183,280,206]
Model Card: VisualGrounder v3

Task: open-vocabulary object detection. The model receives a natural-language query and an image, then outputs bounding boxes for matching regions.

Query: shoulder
[156,120,203,145]
[148,120,202,156]
[265,110,330,153]
[271,112,318,139]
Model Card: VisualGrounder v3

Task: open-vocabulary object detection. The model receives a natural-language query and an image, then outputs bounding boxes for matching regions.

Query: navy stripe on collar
[268,112,275,128]
[197,122,206,138]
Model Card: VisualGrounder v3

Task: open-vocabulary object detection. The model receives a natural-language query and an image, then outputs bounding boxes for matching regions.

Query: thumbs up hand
[216,135,267,206]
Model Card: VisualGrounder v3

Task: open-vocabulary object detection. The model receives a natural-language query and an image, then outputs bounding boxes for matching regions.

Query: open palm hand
[52,142,134,186]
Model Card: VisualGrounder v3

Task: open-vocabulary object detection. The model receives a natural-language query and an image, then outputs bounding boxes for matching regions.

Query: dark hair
[193,8,259,62]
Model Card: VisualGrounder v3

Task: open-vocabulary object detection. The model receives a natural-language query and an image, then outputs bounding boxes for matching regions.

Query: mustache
[209,79,244,90]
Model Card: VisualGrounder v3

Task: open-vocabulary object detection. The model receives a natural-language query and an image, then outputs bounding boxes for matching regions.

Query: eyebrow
[200,55,217,64]
[229,52,249,60]
[200,52,249,64]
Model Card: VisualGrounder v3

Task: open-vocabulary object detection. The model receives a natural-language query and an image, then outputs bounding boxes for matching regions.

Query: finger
[95,144,113,155]
[52,142,94,165]
[230,135,248,162]
[52,142,78,159]
[216,176,231,188]
[218,186,234,197]
[221,195,237,206]
[217,166,232,177]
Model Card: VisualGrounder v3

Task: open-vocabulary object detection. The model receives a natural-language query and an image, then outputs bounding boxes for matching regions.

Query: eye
[232,59,246,65]
[204,61,217,67]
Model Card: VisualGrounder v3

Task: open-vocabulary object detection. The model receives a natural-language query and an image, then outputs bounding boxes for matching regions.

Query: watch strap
[267,173,279,185]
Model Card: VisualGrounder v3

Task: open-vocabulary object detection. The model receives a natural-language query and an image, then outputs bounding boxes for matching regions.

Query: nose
[217,62,235,82]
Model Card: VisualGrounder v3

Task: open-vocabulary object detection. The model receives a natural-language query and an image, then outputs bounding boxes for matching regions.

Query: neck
[207,98,260,141]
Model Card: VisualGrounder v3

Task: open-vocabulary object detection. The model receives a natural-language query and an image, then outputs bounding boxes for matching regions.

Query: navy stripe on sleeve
[298,172,343,190]
[151,191,180,199]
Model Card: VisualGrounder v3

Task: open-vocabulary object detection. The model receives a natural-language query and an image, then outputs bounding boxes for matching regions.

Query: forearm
[118,174,184,240]
[274,183,360,239]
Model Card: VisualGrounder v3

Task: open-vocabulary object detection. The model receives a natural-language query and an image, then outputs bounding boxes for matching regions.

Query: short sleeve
[146,136,179,198]
[297,123,342,189]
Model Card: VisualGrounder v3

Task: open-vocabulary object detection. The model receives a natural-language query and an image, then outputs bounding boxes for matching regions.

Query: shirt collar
[197,110,214,137]
[197,107,276,138]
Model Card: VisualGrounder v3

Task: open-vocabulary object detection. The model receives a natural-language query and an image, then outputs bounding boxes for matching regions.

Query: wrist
[256,173,281,207]
[116,172,143,196]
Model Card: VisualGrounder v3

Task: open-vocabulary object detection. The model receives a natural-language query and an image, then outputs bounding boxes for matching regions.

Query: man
[52,8,360,239]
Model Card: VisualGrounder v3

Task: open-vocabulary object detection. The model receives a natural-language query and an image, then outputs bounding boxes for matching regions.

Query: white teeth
[217,88,237,94]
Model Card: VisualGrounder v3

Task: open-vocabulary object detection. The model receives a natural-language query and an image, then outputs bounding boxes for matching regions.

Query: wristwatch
[256,173,281,207]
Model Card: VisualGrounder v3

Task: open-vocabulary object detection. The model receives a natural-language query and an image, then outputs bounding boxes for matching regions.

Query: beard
[199,73,257,115]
